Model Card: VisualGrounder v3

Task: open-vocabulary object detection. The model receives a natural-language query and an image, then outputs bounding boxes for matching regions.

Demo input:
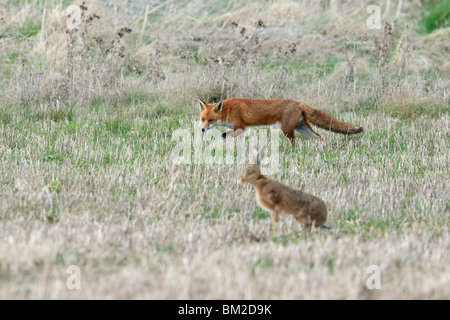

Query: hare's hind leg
[301,221,312,232]
[295,215,312,232]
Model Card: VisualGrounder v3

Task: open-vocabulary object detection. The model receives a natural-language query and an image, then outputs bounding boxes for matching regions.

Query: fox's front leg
[222,128,245,138]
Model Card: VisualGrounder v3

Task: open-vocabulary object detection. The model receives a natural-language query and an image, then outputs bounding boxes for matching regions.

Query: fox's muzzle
[202,125,212,132]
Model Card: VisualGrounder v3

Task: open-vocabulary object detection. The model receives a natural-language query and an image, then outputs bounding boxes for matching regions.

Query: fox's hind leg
[280,127,296,145]
[280,107,302,145]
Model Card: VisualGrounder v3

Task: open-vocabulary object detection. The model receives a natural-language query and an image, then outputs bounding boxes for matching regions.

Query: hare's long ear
[213,101,223,113]
[258,146,266,163]
[198,99,207,111]
[252,147,259,166]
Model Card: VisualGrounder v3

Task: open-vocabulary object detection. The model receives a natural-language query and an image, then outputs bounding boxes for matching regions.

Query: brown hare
[240,147,330,231]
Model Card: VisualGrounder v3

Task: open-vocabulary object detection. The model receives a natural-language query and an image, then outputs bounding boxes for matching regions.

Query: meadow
[0,0,449,299]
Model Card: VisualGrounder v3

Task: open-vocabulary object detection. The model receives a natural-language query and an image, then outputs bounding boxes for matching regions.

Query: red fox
[199,97,363,143]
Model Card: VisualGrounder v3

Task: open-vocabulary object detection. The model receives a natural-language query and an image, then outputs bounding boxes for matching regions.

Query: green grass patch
[252,206,271,220]
[7,0,53,5]
[105,118,133,136]
[338,208,409,236]
[156,243,179,255]
[42,150,65,165]
[419,0,450,34]
[14,19,42,39]
[6,51,21,62]
[50,108,75,122]
[124,90,151,106]
[201,204,233,220]
[90,96,108,111]
[45,209,60,224]
[382,101,450,119]
[0,107,14,125]
[250,255,273,277]
[356,95,381,113]
[260,56,341,79]
[365,215,404,234]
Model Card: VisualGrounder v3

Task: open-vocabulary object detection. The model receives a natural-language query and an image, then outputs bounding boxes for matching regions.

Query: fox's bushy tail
[303,104,363,134]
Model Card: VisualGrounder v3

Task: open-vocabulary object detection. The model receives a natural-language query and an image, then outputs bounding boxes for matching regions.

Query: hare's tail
[320,225,335,232]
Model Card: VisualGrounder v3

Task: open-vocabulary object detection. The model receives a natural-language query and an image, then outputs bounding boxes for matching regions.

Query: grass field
[0,0,449,299]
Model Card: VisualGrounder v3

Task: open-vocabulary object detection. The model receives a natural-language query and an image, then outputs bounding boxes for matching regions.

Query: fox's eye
[201,118,205,121]
[208,120,213,123]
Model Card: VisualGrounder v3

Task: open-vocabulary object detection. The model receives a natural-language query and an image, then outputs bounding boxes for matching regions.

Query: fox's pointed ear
[213,101,223,113]
[198,99,207,111]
